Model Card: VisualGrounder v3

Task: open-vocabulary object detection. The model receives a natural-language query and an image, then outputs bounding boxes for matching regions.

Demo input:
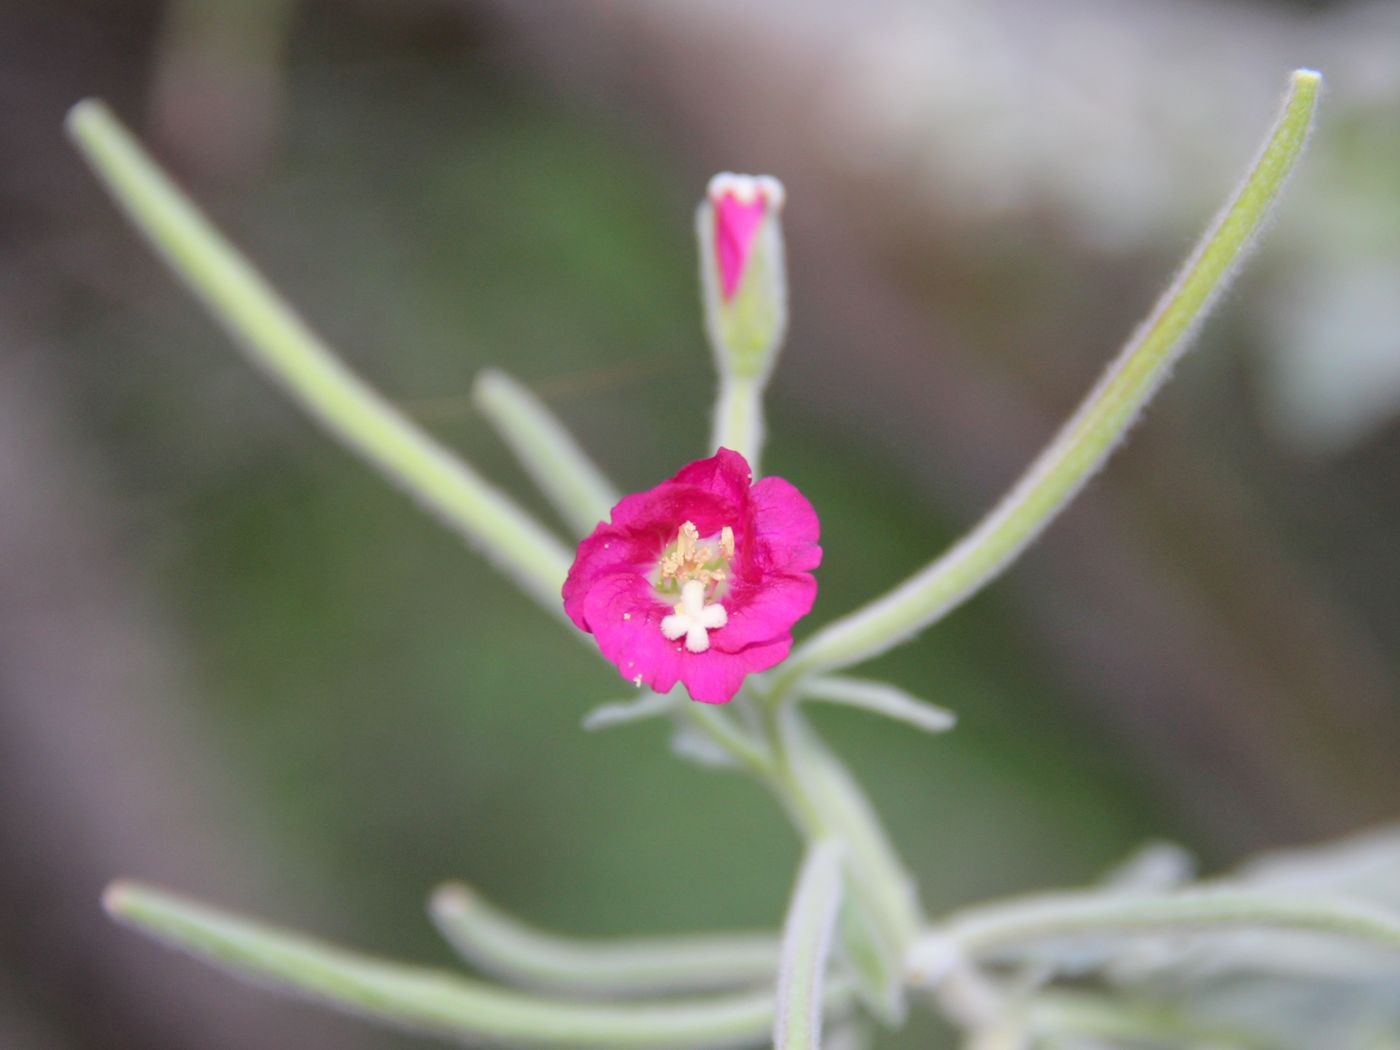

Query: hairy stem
[774,841,845,1050]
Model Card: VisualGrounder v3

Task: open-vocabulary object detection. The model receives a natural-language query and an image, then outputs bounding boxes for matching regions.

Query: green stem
[428,883,779,996]
[106,881,847,1050]
[769,69,1322,694]
[66,100,572,614]
[676,702,774,779]
[664,691,918,1023]
[767,707,921,1022]
[773,841,845,1050]
[711,372,767,474]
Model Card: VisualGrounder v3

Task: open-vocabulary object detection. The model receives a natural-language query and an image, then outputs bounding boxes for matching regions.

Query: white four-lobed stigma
[661,579,728,653]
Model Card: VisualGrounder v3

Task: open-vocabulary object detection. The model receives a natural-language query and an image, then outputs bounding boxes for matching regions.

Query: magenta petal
[684,635,791,704]
[673,448,754,508]
[748,476,822,572]
[712,573,817,654]
[581,574,683,692]
[581,572,757,703]
[566,455,757,629]
[714,192,767,300]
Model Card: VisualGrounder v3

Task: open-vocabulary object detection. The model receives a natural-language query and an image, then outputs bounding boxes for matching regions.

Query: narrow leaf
[771,70,1323,689]
[774,841,845,1050]
[799,676,955,734]
[669,722,743,769]
[429,883,779,996]
[581,691,680,731]
[674,703,774,778]
[473,369,619,537]
[1026,990,1267,1050]
[105,881,841,1050]
[66,100,572,614]
[937,886,1400,963]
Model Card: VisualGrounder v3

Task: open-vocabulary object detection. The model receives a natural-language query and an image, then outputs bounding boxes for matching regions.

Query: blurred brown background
[3,1,1399,1047]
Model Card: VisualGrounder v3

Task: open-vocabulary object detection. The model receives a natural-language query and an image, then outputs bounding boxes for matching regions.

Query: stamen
[659,520,736,589]
[677,521,698,558]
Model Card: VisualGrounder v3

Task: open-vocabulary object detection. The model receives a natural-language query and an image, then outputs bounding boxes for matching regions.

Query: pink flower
[563,449,821,703]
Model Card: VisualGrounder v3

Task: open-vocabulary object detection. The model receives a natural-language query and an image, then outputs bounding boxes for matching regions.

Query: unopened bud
[696,172,788,381]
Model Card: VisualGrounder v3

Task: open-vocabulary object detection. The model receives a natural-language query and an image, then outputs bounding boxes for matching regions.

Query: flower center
[657,521,734,590]
[656,521,734,653]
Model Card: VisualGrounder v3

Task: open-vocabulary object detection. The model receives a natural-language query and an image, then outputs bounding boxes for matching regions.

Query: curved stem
[769,69,1322,694]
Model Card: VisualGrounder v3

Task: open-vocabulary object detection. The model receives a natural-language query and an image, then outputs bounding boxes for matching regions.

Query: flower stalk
[698,173,789,473]
[774,841,846,1050]
[769,706,921,1021]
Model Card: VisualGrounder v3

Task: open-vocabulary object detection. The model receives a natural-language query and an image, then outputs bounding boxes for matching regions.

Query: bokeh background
[3,1,1400,1047]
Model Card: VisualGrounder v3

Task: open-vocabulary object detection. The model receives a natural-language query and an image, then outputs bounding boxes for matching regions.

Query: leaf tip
[102,879,139,918]
[1287,68,1323,114]
[65,98,110,143]
[469,368,507,409]
[428,881,477,919]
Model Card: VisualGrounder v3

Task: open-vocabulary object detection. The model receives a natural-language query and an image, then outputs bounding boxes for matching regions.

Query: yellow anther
[658,521,737,592]
[677,521,699,557]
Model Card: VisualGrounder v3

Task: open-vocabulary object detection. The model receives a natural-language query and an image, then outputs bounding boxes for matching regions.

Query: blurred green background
[3,1,1399,1047]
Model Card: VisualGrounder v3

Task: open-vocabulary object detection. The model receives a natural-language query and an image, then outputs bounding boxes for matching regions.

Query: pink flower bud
[697,173,788,380]
[707,173,784,300]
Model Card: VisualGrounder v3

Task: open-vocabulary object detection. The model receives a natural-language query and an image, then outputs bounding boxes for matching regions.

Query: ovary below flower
[563,449,821,703]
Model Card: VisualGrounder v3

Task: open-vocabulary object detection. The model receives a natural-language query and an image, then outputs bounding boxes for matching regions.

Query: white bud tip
[706,172,786,211]
[429,882,477,917]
